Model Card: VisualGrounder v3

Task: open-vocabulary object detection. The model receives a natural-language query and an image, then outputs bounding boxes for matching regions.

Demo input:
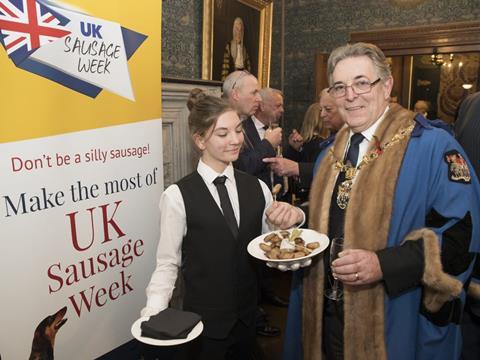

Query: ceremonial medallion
[345,166,357,180]
[337,179,353,210]
[330,123,415,209]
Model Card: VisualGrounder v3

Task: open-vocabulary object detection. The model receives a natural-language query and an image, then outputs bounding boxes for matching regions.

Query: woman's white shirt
[142,159,274,316]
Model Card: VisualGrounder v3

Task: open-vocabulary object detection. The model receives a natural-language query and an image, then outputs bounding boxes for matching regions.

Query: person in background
[221,17,251,81]
[238,85,290,301]
[320,87,346,136]
[223,72,287,338]
[284,42,480,360]
[142,91,303,359]
[455,91,480,360]
[236,87,284,190]
[285,102,330,164]
[414,99,430,118]
[222,70,261,121]
[264,88,345,193]
[414,99,454,135]
[222,71,282,193]
[282,102,329,203]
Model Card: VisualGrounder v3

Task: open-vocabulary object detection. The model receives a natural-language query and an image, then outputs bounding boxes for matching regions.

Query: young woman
[142,91,303,359]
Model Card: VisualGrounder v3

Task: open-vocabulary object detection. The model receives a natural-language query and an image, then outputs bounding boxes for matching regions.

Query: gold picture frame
[202,0,273,87]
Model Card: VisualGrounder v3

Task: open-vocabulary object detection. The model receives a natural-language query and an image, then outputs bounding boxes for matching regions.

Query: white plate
[247,228,329,263]
[131,317,204,346]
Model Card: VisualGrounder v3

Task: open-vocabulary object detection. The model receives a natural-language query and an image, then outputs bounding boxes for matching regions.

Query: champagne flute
[268,121,279,193]
[325,237,344,301]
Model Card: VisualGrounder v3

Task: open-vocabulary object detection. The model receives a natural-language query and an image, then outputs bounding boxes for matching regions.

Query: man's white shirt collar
[252,115,267,131]
[350,105,390,141]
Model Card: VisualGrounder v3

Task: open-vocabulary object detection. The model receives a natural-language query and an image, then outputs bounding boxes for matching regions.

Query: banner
[0,1,162,358]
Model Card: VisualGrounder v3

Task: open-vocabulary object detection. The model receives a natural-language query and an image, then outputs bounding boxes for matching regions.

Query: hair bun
[187,88,206,111]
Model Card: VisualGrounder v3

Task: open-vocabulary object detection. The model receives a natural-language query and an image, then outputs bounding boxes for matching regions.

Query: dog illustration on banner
[29,307,67,360]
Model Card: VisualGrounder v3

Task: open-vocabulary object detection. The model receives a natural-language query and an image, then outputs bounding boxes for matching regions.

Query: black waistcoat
[177,169,264,339]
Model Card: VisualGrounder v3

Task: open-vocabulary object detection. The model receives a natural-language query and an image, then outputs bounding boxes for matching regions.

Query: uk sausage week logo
[0,0,147,100]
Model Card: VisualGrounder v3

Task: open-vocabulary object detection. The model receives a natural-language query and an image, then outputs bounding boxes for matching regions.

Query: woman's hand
[288,129,304,151]
[266,201,303,229]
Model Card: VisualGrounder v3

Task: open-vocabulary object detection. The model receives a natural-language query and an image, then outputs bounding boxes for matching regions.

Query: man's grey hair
[259,88,283,102]
[222,70,254,99]
[327,42,391,85]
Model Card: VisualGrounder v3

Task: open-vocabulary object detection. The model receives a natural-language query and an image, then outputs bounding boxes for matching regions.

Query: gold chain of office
[330,124,415,209]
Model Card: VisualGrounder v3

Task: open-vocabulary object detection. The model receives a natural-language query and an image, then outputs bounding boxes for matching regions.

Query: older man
[285,42,480,360]
[223,73,283,189]
[222,70,261,119]
[223,73,288,335]
[264,89,344,189]
[243,87,284,189]
[455,91,480,360]
[320,87,345,135]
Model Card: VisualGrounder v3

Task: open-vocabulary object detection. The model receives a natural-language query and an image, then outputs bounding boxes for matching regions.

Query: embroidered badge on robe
[444,150,471,184]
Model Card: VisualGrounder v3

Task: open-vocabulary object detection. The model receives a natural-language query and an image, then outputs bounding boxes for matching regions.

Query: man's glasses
[328,78,381,98]
[231,70,250,90]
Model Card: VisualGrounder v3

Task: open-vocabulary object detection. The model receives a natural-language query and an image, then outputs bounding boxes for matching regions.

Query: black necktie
[328,132,365,239]
[213,176,239,239]
[263,125,269,130]
[325,133,364,298]
[345,132,364,167]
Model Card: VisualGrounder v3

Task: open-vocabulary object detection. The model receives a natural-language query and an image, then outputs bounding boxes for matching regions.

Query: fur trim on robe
[404,229,463,312]
[302,104,463,360]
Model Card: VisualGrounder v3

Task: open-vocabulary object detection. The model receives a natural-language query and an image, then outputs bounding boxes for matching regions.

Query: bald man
[223,73,288,336]
[223,72,283,189]
[414,100,429,118]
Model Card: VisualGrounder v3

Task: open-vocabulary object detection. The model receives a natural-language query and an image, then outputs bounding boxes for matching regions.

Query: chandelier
[430,48,454,67]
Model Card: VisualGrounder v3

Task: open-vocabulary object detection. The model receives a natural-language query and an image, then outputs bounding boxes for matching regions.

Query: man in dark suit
[223,73,287,338]
[223,72,283,189]
[455,91,480,360]
[237,88,284,189]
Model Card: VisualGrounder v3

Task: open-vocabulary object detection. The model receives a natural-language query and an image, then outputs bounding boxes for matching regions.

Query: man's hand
[288,129,304,151]
[265,127,283,148]
[265,201,303,229]
[331,249,383,285]
[263,157,300,177]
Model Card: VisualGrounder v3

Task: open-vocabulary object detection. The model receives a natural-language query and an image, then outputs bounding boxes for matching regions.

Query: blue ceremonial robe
[283,114,480,360]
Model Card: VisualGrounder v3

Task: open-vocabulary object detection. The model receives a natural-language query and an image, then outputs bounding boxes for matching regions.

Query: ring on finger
[355,272,359,281]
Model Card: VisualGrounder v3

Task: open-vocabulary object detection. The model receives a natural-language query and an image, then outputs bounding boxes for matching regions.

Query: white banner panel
[0,119,163,359]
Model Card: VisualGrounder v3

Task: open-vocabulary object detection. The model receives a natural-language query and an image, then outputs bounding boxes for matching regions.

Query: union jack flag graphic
[0,0,70,63]
[0,0,147,99]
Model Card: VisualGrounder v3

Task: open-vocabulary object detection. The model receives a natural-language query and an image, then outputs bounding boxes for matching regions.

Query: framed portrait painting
[202,0,273,87]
